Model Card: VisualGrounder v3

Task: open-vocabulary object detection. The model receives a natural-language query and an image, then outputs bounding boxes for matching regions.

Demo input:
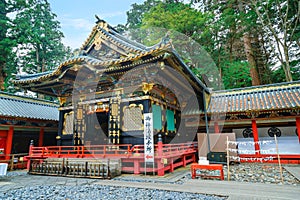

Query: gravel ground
[1,171,225,200]
[1,163,299,199]
[178,163,300,186]
[223,163,300,185]
[0,184,225,200]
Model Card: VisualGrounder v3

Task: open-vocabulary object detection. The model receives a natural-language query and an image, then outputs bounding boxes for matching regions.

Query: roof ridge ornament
[95,15,109,31]
[161,31,172,44]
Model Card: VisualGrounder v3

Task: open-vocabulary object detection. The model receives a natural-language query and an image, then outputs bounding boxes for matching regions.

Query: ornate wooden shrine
[13,19,209,147]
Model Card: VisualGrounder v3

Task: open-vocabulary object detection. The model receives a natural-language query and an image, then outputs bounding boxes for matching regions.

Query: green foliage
[271,61,300,84]
[1,0,71,92]
[0,0,33,90]
[251,0,300,82]
[142,2,210,38]
[126,0,161,29]
[123,0,300,88]
[11,0,71,74]
[221,61,252,89]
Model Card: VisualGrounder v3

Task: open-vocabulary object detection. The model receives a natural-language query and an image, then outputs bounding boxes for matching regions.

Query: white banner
[144,113,154,162]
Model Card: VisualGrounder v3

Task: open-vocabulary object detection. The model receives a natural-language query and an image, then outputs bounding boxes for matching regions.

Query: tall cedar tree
[0,0,30,91]
[11,0,71,74]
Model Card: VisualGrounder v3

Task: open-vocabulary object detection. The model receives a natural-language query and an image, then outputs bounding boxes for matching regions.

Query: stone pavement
[284,166,300,181]
[0,166,299,200]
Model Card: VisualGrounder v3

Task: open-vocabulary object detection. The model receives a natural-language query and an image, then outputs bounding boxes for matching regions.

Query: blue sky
[48,0,145,49]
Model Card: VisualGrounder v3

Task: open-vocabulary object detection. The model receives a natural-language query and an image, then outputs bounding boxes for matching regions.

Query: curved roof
[13,43,171,85]
[0,92,59,121]
[208,81,300,114]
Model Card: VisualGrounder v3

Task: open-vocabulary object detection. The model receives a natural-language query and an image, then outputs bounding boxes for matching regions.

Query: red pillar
[5,126,14,160]
[157,140,163,157]
[296,117,300,143]
[26,140,34,171]
[39,128,44,147]
[133,159,140,174]
[251,120,260,156]
[157,134,164,176]
[214,121,220,133]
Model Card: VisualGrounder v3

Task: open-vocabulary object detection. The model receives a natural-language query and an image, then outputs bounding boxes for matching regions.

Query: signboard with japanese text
[144,113,154,163]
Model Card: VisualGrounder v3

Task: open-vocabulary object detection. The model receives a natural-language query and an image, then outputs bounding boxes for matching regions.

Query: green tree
[11,0,71,74]
[0,0,30,90]
[126,0,161,29]
[251,0,300,82]
[221,61,252,89]
[140,1,225,89]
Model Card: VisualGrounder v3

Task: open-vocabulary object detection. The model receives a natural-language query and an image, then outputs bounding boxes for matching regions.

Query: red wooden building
[207,81,300,163]
[0,91,58,161]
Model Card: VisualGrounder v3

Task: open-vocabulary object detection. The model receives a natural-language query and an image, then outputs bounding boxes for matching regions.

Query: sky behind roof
[48,0,145,49]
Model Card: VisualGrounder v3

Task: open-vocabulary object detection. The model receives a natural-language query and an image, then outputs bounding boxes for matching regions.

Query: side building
[0,92,58,161]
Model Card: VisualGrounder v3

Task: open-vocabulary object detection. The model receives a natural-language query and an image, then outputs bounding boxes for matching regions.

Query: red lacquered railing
[130,142,198,157]
[30,144,132,158]
[28,142,197,159]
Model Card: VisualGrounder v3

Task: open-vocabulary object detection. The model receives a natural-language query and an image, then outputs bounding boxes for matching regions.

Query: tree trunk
[243,33,261,86]
[252,32,272,84]
[283,45,293,82]
[36,46,40,72]
[0,62,6,90]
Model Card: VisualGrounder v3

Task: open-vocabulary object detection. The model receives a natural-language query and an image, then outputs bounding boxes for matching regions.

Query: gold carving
[111,103,118,116]
[122,104,143,131]
[63,111,74,135]
[94,36,102,51]
[142,82,154,94]
[58,97,66,106]
[77,108,83,120]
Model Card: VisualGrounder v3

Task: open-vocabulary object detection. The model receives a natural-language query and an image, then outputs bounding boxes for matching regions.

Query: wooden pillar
[39,128,44,147]
[133,159,140,174]
[27,140,34,171]
[296,117,300,143]
[5,126,14,160]
[214,121,220,133]
[251,120,260,155]
[157,133,164,176]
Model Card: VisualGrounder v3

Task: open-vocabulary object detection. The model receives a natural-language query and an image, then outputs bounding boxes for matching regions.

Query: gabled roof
[80,19,150,56]
[0,92,59,121]
[208,81,300,114]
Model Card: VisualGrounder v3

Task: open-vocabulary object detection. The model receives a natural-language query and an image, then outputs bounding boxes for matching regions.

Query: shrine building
[0,91,58,161]
[13,19,209,147]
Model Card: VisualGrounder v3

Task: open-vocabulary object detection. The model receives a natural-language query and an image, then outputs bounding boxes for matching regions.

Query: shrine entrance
[85,111,109,145]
